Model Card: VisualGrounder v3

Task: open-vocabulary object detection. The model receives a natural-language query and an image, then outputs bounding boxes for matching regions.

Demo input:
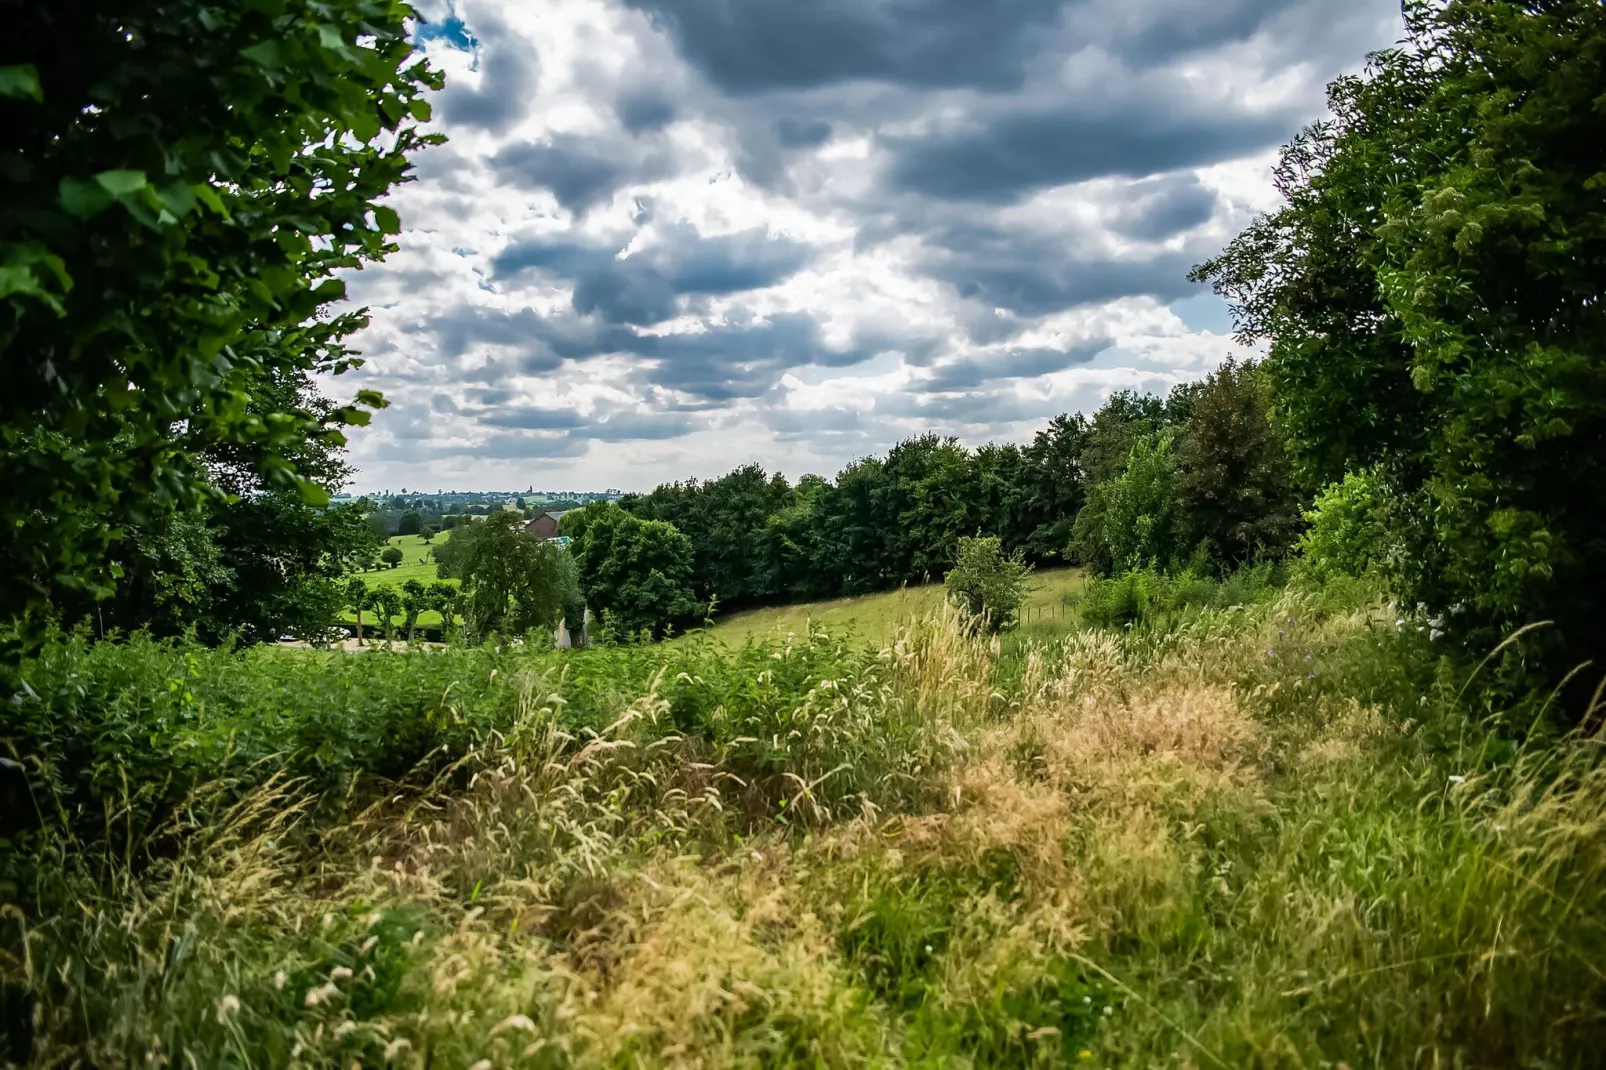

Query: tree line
[550,357,1301,637]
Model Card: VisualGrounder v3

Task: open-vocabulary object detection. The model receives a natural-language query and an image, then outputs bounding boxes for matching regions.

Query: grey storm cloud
[492,223,814,326]
[620,0,1064,94]
[1110,174,1219,241]
[478,405,698,441]
[436,40,538,132]
[883,102,1292,203]
[423,302,881,402]
[919,219,1204,317]
[878,390,1064,428]
[918,337,1113,392]
[624,0,1393,95]
[575,411,703,441]
[632,313,881,400]
[491,134,676,215]
[475,433,591,460]
[479,405,588,430]
[616,90,677,133]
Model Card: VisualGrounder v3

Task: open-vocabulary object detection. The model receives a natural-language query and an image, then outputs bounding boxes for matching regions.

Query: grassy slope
[702,567,1087,646]
[14,587,1606,1067]
[349,533,454,629]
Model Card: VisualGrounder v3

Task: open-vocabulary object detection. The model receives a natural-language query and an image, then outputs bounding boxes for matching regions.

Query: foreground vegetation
[6,577,1603,1067]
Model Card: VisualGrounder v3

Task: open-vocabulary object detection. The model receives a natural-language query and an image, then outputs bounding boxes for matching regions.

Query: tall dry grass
[5,593,1605,1067]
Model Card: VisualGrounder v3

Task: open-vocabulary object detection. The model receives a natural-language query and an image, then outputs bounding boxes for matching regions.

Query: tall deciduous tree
[576,508,700,639]
[1193,0,1606,680]
[0,0,441,633]
[456,512,579,641]
[1176,359,1301,568]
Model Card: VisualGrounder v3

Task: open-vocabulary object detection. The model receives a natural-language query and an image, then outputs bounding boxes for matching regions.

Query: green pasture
[698,567,1087,646]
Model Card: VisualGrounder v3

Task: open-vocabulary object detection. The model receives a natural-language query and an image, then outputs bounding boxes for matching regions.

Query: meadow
[700,567,1088,646]
[347,533,457,631]
[6,575,1603,1068]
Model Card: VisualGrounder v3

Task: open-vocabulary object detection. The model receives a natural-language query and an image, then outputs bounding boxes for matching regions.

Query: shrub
[944,535,1032,632]
[1077,563,1284,631]
[379,546,403,569]
[1293,469,1395,587]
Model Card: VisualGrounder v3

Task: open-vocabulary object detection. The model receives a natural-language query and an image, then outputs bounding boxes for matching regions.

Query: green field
[362,532,449,588]
[348,533,455,629]
[699,566,1087,645]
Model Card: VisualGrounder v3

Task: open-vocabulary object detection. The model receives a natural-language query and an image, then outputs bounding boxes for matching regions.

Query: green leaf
[191,182,229,218]
[59,177,115,218]
[157,180,197,218]
[355,389,389,410]
[372,205,400,234]
[242,41,283,68]
[409,97,433,122]
[317,24,355,58]
[95,170,149,196]
[0,64,42,101]
[294,477,331,507]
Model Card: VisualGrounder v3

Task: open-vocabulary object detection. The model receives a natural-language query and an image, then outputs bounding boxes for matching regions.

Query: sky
[336,0,1405,494]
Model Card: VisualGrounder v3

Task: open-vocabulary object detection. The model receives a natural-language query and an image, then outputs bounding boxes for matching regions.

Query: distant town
[330,488,624,540]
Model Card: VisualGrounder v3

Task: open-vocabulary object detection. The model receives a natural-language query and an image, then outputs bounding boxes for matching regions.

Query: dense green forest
[3,0,1605,1066]
[536,357,1297,639]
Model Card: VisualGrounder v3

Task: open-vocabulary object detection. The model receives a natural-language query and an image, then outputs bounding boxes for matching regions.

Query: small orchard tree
[400,579,426,641]
[945,535,1033,632]
[370,586,402,642]
[380,546,403,569]
[345,577,369,644]
[428,581,459,638]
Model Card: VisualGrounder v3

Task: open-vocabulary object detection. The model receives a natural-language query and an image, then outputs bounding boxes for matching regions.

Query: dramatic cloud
[883,102,1292,203]
[335,0,1404,492]
[619,0,1065,94]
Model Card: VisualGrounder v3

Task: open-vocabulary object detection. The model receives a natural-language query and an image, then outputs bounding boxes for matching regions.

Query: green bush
[1077,563,1285,631]
[1292,469,1395,587]
[944,535,1032,632]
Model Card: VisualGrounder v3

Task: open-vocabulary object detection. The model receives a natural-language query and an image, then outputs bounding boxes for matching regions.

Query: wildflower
[305,982,340,1007]
[1448,775,1466,785]
[330,966,354,982]
[215,994,240,1023]
[1079,1052,1094,1062]
[273,970,287,990]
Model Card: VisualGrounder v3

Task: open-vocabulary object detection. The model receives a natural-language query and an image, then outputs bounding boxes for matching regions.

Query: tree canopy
[1,0,441,634]
[1193,0,1606,678]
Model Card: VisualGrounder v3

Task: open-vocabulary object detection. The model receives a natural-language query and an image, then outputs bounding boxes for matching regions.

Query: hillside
[701,567,1087,646]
